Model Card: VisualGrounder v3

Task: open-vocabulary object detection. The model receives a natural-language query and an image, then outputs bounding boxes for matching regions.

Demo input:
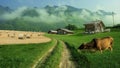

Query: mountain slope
[0,5,12,15]
[0,5,115,31]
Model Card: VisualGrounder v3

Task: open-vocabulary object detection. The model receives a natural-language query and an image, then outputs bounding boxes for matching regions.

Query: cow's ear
[93,38,97,42]
[93,38,97,45]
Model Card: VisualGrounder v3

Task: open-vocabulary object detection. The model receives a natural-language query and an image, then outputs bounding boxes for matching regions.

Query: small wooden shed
[48,30,57,34]
[57,28,73,34]
[84,20,105,33]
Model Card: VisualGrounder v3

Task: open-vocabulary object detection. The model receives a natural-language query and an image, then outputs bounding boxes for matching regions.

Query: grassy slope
[0,40,56,68]
[46,29,120,68]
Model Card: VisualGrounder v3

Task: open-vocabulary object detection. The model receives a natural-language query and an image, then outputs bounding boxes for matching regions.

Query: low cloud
[1,6,120,26]
[2,7,27,20]
[1,6,66,23]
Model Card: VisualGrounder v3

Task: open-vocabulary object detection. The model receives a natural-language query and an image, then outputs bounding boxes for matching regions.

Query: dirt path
[59,41,76,68]
[32,39,57,68]
[31,40,76,68]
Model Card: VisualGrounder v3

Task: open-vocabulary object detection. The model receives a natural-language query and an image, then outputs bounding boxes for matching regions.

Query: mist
[1,6,120,26]
[2,7,27,20]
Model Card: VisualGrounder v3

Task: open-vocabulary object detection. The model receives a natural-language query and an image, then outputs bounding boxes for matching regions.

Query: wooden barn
[57,28,73,34]
[84,20,105,33]
[48,30,57,34]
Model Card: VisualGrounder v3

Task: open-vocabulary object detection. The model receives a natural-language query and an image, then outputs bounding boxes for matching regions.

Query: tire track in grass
[59,41,76,68]
[32,39,57,68]
[36,40,63,68]
[32,40,76,68]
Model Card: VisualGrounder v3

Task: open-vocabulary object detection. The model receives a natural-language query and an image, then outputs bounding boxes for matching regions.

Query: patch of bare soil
[59,41,76,68]
[0,30,51,45]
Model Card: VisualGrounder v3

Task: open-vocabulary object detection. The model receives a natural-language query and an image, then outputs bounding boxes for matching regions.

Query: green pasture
[0,40,56,68]
[0,29,119,68]
[46,29,120,68]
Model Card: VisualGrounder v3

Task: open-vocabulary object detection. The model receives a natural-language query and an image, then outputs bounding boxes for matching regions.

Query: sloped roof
[57,28,73,33]
[84,20,105,27]
[49,30,57,33]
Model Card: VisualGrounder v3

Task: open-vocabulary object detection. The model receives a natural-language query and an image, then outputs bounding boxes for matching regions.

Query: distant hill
[0,5,12,15]
[0,5,115,32]
[22,8,39,17]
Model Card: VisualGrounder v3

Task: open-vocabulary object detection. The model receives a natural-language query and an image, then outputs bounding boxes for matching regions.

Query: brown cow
[94,36,113,53]
[78,36,113,53]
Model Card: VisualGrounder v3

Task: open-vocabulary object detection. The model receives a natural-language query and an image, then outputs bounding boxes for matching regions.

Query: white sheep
[25,34,32,39]
[38,33,41,36]
[8,33,15,38]
[18,34,25,39]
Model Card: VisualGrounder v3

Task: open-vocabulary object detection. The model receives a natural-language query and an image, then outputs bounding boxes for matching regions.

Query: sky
[0,0,120,13]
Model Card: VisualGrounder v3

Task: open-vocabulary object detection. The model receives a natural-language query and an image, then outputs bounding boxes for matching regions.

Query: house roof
[49,30,57,33]
[84,20,105,27]
[57,28,73,33]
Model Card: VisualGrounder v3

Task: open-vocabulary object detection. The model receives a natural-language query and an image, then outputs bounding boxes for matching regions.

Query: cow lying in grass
[78,36,113,53]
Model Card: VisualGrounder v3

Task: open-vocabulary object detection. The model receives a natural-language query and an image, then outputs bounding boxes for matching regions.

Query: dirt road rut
[59,41,76,68]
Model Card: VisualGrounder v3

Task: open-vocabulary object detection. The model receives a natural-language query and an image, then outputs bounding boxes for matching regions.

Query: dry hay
[0,30,51,45]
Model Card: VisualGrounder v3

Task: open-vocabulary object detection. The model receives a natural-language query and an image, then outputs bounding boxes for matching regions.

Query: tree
[65,24,77,30]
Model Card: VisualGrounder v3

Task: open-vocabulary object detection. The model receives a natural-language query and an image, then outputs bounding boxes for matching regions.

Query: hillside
[0,5,115,32]
[0,5,12,15]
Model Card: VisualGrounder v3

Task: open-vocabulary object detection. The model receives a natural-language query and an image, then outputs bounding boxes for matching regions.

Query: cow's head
[78,43,87,49]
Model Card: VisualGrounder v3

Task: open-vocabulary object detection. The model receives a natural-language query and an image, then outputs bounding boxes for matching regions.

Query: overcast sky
[0,0,120,13]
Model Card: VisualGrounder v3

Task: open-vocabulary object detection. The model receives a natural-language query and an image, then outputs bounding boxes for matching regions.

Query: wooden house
[84,20,105,33]
[57,28,73,34]
[48,30,57,34]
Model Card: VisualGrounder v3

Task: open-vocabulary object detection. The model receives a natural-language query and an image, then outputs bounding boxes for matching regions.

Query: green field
[46,29,120,68]
[0,29,120,68]
[0,39,56,68]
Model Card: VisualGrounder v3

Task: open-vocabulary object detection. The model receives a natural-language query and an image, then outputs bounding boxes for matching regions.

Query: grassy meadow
[0,39,56,68]
[46,29,120,68]
[0,29,119,68]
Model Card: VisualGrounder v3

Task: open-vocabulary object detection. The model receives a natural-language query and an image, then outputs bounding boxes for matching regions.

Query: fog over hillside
[0,5,120,31]
[1,5,119,25]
